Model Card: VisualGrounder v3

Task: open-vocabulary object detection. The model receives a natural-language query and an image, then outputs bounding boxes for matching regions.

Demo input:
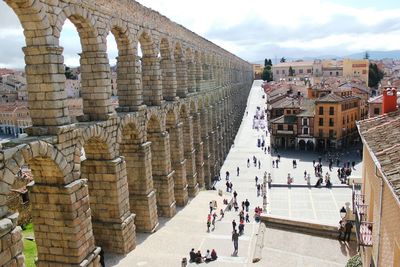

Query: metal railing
[352,183,373,247]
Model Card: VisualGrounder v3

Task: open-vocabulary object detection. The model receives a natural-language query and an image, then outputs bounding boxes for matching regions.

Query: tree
[262,65,273,82]
[364,51,370,59]
[288,66,295,76]
[368,63,384,88]
[280,57,286,63]
[264,58,273,67]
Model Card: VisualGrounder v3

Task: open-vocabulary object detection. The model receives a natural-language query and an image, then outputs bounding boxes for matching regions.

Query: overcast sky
[1,0,399,68]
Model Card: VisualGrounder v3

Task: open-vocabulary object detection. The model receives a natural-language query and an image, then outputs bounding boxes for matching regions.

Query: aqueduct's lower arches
[0,83,251,266]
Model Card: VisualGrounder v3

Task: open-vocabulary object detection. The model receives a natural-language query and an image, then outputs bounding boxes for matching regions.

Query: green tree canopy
[288,66,294,76]
[262,65,273,82]
[368,63,384,88]
[264,58,273,67]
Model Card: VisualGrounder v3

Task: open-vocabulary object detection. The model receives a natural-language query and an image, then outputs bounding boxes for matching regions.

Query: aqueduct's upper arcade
[0,0,253,266]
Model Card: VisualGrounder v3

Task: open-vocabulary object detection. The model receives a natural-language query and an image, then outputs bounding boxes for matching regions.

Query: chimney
[382,87,397,114]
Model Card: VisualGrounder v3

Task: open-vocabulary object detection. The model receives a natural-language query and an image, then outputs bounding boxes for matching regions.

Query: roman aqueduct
[0,0,253,266]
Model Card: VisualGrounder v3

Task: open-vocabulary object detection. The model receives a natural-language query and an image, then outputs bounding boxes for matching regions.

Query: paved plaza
[106,80,355,266]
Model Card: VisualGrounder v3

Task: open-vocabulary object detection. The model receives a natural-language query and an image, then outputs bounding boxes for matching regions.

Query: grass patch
[22,223,37,267]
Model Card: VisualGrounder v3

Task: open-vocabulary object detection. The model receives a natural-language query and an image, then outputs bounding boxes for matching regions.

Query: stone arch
[107,19,142,109]
[186,47,196,93]
[165,108,188,206]
[174,42,188,98]
[160,37,177,100]
[138,30,162,106]
[78,125,135,253]
[0,141,96,266]
[56,5,114,121]
[118,116,158,232]
[146,113,176,217]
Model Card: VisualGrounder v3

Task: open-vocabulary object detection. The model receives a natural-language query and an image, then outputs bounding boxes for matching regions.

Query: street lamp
[340,206,347,219]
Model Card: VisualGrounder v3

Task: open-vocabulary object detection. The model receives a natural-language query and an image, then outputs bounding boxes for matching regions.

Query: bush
[346,254,362,267]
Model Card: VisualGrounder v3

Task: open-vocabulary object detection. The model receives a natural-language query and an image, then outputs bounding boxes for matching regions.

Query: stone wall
[0,0,253,266]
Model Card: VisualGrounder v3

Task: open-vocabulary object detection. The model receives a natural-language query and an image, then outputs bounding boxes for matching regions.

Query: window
[319,129,323,137]
[287,110,291,114]
[329,107,334,115]
[374,108,380,115]
[319,107,324,115]
[329,130,335,138]
[307,69,312,74]
[336,71,339,76]
[276,70,280,74]
[330,71,332,76]
[288,125,293,131]
[319,118,324,126]
[303,127,309,135]
[278,124,283,130]
[299,69,303,74]
[329,118,334,127]
[282,70,286,74]
[302,118,308,126]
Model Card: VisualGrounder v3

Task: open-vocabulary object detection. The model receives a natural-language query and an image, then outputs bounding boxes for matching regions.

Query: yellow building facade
[314,93,359,150]
[356,110,400,267]
[343,59,369,85]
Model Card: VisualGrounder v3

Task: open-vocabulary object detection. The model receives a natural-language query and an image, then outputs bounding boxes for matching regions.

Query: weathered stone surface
[1,0,252,266]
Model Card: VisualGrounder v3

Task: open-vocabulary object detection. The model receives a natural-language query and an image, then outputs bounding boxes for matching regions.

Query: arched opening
[174,43,188,98]
[160,38,177,100]
[299,140,306,150]
[80,135,135,253]
[119,121,158,232]
[146,115,176,217]
[199,98,211,188]
[108,25,141,110]
[165,109,188,206]
[307,140,314,151]
[139,32,162,106]
[190,101,204,188]
[59,13,114,121]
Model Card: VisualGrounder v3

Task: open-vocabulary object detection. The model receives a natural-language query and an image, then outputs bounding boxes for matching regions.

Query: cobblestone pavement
[106,80,356,266]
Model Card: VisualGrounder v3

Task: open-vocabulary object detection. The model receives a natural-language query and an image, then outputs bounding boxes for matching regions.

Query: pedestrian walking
[344,221,353,242]
[232,220,237,231]
[212,212,217,228]
[264,147,267,154]
[245,213,250,223]
[232,230,239,254]
[225,181,230,192]
[272,160,275,168]
[226,171,230,180]
[233,190,238,200]
[276,159,279,168]
[244,199,250,212]
[255,176,258,185]
[313,159,315,166]
[247,158,250,168]
[304,170,307,179]
[258,160,261,169]
[241,201,245,211]
[220,209,224,219]
[237,166,240,176]
[278,154,281,162]
[209,201,213,214]
[229,181,233,192]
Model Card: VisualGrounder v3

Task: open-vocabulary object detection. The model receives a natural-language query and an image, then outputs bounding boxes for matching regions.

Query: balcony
[352,184,373,247]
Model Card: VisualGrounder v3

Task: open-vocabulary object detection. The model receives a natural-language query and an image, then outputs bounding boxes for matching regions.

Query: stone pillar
[182,115,199,197]
[160,57,178,101]
[148,131,177,217]
[187,60,196,93]
[116,55,144,111]
[192,113,204,188]
[23,46,70,132]
[122,141,159,232]
[195,59,202,92]
[79,51,115,121]
[176,57,188,98]
[200,109,211,189]
[82,157,135,253]
[168,123,188,206]
[142,54,162,106]
[30,179,101,266]
[0,214,25,267]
